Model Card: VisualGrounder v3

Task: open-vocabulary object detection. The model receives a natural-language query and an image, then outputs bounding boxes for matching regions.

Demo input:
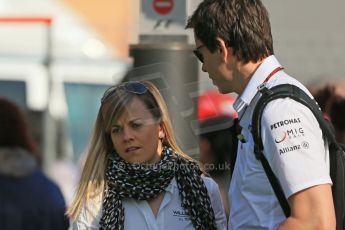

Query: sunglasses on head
[193,44,206,63]
[101,81,148,104]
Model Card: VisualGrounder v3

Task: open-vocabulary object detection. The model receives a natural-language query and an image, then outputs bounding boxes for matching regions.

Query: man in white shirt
[186,0,335,229]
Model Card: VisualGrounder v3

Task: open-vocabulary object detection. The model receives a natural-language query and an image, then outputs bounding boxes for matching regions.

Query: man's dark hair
[186,0,274,63]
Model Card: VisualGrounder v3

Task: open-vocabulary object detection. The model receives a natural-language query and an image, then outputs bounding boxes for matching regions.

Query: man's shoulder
[269,73,311,96]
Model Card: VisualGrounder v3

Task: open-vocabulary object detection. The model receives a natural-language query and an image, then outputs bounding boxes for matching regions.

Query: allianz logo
[279,144,301,155]
[279,141,310,155]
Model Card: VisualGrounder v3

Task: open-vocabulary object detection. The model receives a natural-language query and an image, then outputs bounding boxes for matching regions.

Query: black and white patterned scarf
[99,146,217,230]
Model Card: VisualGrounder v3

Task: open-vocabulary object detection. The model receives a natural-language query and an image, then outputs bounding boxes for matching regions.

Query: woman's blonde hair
[67,80,192,220]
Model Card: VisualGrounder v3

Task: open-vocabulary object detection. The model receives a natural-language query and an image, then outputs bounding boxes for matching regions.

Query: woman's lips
[125,146,140,153]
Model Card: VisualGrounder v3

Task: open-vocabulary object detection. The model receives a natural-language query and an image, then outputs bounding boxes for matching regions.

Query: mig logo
[275,132,288,143]
[274,127,305,143]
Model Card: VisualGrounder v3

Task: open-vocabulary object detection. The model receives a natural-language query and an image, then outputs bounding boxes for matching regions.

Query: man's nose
[202,64,207,72]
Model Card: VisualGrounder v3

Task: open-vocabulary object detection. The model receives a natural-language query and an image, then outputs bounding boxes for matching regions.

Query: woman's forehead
[113,97,153,122]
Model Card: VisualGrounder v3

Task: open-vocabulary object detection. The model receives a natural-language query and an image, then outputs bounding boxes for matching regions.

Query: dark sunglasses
[101,81,148,104]
[193,45,206,63]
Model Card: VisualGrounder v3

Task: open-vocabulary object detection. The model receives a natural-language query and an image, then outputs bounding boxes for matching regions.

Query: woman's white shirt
[73,177,227,230]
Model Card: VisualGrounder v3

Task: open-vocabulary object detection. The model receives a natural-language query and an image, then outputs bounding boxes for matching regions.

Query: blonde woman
[68,81,227,230]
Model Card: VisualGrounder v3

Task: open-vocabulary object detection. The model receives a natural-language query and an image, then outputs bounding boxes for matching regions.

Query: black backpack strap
[251,83,339,218]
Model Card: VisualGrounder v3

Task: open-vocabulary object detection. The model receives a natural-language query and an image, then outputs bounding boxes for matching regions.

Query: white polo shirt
[73,176,227,230]
[228,55,331,230]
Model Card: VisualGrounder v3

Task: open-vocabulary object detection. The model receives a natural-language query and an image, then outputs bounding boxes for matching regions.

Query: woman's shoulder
[73,193,103,229]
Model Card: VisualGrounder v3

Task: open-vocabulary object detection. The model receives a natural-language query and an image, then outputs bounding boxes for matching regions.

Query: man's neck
[235,59,264,94]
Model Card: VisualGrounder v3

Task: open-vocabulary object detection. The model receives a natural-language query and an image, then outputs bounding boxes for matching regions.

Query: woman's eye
[111,127,121,134]
[131,123,142,129]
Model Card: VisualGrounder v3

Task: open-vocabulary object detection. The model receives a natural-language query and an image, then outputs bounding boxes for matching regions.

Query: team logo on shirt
[275,132,288,143]
[301,141,310,149]
[274,127,305,143]
[279,141,310,155]
[270,117,301,130]
[279,144,301,155]
[172,209,190,221]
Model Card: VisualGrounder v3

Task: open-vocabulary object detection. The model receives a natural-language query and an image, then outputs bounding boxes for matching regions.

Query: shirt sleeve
[260,98,332,198]
[202,176,228,230]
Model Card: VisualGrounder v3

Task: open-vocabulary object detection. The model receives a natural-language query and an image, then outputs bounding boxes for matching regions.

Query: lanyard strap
[263,66,284,83]
[240,66,285,120]
[258,66,284,92]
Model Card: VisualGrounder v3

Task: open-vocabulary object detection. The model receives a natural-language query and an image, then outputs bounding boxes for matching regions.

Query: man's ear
[216,37,232,63]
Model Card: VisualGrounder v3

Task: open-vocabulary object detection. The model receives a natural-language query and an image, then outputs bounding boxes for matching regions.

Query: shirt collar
[233,55,282,119]
[166,177,177,193]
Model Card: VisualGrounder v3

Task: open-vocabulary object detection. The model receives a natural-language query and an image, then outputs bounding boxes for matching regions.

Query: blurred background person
[0,97,69,230]
[198,91,238,218]
[330,81,345,144]
[308,80,345,144]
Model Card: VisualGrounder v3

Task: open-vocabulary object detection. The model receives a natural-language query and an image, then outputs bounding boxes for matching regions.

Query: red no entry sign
[152,0,174,15]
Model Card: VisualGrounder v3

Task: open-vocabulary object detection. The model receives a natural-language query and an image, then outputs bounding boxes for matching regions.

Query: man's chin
[215,85,230,94]
[210,80,230,94]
